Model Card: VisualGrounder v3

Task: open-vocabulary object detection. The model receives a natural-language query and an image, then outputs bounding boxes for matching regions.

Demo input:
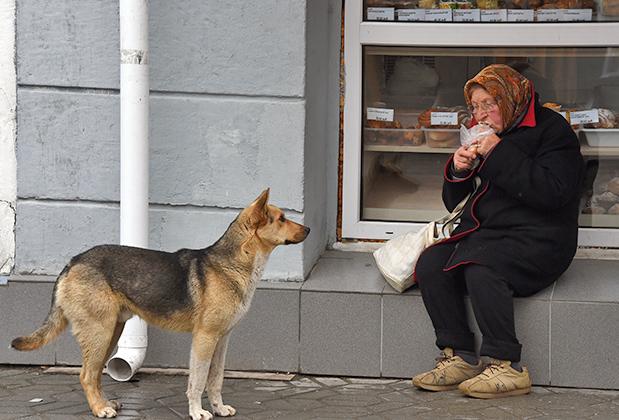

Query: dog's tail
[11,267,69,351]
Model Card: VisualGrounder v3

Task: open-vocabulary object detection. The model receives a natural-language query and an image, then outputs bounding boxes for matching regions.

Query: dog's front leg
[207,333,235,417]
[186,332,218,420]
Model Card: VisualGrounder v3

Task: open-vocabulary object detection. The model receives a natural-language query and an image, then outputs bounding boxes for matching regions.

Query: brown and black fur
[11,189,309,419]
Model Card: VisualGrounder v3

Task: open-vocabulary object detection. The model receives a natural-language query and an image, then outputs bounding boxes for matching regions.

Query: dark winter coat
[434,99,584,297]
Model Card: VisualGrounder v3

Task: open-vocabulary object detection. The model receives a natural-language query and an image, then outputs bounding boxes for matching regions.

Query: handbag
[374,177,481,293]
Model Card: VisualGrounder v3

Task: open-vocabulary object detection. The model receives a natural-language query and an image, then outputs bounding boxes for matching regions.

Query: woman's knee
[415,247,453,286]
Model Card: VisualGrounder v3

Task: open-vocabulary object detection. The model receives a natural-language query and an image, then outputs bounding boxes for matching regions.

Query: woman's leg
[463,264,522,362]
[416,244,475,353]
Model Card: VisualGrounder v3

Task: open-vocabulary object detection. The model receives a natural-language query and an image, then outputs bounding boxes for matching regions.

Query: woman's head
[464,64,532,134]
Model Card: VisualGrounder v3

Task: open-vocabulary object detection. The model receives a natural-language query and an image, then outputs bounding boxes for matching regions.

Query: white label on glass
[570,109,599,125]
[425,9,453,22]
[536,9,562,22]
[453,9,481,22]
[481,9,508,22]
[397,9,426,21]
[561,9,592,21]
[430,112,458,126]
[508,9,534,22]
[367,107,394,122]
[367,7,395,21]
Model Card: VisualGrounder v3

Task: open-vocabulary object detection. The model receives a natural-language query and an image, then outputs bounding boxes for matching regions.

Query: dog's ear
[248,188,269,226]
[251,188,270,209]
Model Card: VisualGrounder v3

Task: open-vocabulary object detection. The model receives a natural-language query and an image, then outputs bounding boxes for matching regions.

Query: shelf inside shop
[366,144,619,157]
[362,169,446,222]
[579,213,619,228]
[364,46,619,58]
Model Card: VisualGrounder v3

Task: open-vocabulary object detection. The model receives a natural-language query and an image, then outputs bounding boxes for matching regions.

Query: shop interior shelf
[362,169,445,222]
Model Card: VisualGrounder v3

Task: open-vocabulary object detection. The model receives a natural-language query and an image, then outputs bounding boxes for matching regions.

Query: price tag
[569,109,599,125]
[425,9,453,22]
[367,7,395,21]
[508,9,534,22]
[536,9,562,22]
[453,9,481,22]
[561,9,592,21]
[430,112,458,126]
[481,9,508,22]
[367,107,395,122]
[397,9,426,21]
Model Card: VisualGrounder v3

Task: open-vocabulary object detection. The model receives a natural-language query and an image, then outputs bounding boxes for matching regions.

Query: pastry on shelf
[582,205,607,214]
[592,191,619,210]
[419,0,439,7]
[366,119,403,129]
[602,0,619,15]
[476,0,500,8]
[608,203,619,215]
[607,177,619,196]
[584,108,617,129]
[543,102,562,113]
[403,130,426,146]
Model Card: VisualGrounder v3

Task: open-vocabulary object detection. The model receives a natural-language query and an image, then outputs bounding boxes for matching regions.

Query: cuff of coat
[444,156,475,182]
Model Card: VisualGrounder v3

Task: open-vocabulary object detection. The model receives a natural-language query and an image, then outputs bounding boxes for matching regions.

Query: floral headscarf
[464,64,532,133]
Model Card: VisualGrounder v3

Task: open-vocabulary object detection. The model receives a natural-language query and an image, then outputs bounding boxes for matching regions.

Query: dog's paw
[189,408,213,420]
[93,406,117,418]
[212,404,236,417]
[107,400,122,410]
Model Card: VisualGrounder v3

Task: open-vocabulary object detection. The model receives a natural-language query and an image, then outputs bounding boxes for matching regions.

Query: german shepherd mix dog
[12,189,309,419]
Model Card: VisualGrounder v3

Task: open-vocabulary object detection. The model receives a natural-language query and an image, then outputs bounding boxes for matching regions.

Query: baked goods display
[543,103,618,130]
[365,113,425,147]
[417,106,471,148]
[582,177,619,215]
[584,108,618,129]
[602,0,619,15]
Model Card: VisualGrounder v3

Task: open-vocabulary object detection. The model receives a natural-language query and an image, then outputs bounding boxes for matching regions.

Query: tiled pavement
[1,366,619,419]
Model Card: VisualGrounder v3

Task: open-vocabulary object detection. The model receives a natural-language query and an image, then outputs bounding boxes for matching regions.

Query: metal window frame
[342,0,619,245]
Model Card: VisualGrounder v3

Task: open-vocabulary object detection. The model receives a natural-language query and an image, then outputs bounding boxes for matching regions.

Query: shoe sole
[412,379,459,392]
[461,387,531,399]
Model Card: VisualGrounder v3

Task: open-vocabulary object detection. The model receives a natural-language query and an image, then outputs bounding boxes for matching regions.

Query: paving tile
[2,367,619,419]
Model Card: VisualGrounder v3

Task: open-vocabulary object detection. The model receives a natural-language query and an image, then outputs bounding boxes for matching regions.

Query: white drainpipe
[107,0,150,382]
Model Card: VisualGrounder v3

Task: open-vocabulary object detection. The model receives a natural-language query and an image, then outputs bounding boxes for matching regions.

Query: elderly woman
[412,64,584,398]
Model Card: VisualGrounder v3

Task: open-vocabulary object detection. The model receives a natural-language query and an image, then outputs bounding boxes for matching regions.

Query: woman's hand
[453,145,479,172]
[472,133,501,157]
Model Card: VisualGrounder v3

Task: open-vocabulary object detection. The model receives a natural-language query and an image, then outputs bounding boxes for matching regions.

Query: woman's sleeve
[442,155,477,212]
[476,119,584,211]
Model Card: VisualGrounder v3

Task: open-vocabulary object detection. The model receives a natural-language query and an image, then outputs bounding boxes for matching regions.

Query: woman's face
[469,86,504,133]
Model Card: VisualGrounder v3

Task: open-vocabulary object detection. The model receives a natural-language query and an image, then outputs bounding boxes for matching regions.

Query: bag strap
[438,176,482,238]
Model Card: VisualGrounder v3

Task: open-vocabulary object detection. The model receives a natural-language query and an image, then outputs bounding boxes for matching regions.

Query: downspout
[106,0,149,382]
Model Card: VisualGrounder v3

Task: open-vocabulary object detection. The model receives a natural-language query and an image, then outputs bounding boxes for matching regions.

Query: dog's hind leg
[100,322,126,412]
[207,333,235,417]
[186,330,220,420]
[73,317,121,418]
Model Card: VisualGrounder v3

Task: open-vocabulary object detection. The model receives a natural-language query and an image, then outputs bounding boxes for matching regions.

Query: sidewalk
[1,366,618,419]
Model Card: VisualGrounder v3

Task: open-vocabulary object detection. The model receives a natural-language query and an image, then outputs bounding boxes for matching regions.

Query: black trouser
[415,243,522,362]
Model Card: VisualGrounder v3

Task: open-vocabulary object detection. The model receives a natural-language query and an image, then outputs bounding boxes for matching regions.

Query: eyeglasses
[468,100,498,115]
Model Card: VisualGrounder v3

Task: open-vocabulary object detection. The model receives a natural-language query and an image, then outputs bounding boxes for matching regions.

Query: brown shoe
[458,359,532,399]
[412,348,484,391]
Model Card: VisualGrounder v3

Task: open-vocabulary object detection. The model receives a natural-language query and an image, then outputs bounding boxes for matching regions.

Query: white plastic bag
[373,222,437,293]
[459,123,494,148]
[373,177,481,293]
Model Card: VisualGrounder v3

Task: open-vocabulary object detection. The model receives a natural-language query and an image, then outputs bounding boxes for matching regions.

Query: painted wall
[0,0,16,276]
[14,0,340,280]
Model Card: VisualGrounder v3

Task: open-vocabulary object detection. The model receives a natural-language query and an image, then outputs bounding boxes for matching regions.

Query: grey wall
[15,0,341,280]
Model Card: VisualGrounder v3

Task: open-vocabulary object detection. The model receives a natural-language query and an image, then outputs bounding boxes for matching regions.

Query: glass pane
[363,0,619,22]
[360,46,619,228]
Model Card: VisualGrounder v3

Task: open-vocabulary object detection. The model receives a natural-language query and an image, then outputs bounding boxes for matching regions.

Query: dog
[11,189,309,419]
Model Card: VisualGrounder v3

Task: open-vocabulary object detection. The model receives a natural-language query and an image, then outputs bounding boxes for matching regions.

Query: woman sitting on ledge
[412,64,584,399]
